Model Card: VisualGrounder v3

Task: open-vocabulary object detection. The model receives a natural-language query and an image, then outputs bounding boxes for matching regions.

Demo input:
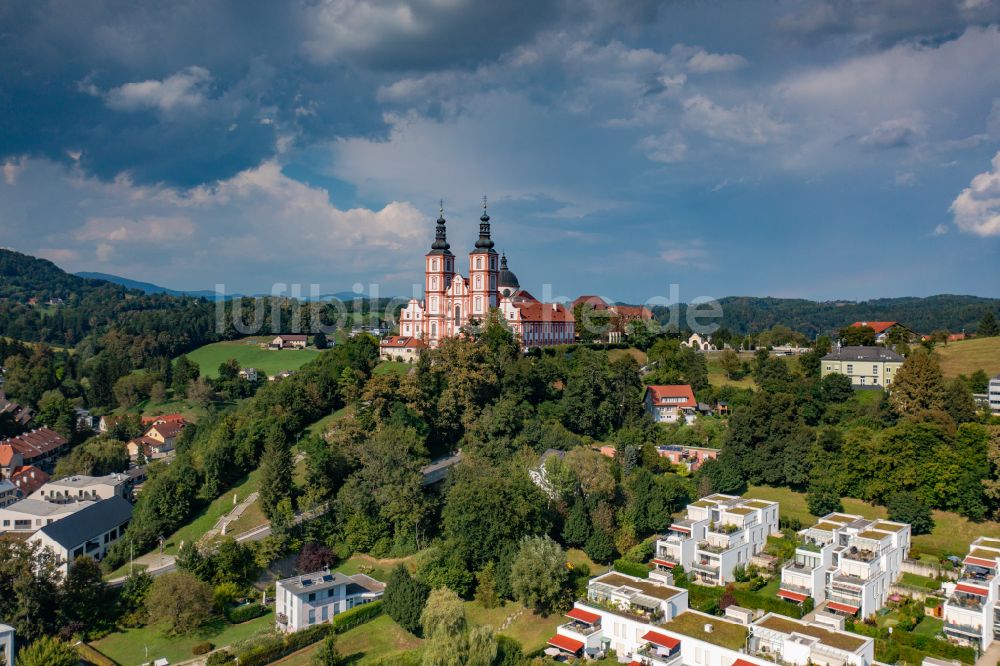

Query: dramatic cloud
[950,150,1000,237]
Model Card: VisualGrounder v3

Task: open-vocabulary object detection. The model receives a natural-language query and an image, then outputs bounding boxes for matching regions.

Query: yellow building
[820,346,903,388]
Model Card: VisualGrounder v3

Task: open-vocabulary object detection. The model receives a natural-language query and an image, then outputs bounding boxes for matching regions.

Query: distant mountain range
[75,272,364,302]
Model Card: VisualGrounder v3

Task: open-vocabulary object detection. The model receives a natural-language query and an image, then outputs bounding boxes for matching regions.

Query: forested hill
[0,249,132,302]
[653,294,1000,337]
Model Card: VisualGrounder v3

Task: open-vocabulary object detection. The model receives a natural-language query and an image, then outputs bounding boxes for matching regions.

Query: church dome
[498,253,519,296]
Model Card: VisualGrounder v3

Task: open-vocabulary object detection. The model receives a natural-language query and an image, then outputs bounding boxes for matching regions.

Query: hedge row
[613,559,650,579]
[731,589,803,619]
[225,603,269,624]
[220,601,383,666]
[77,642,119,666]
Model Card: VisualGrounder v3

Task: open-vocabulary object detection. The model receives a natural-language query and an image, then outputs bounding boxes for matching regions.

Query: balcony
[943,622,982,639]
[780,582,813,596]
[796,540,822,553]
[710,522,742,535]
[947,594,984,611]
[560,620,600,637]
[842,547,877,563]
[784,559,819,574]
[698,541,727,554]
[634,644,682,666]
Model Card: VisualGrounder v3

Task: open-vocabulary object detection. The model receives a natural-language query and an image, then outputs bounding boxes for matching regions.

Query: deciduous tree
[146,571,214,635]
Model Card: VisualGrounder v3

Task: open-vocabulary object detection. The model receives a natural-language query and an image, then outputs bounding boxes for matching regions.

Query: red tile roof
[513,301,575,323]
[646,385,696,409]
[0,428,68,461]
[641,630,681,650]
[147,421,185,439]
[0,444,17,467]
[141,413,185,426]
[10,465,49,495]
[572,295,608,310]
[566,607,601,624]
[381,336,428,349]
[547,634,584,653]
[612,304,654,320]
[850,321,898,334]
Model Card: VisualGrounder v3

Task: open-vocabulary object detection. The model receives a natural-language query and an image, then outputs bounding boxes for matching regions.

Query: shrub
[613,558,649,579]
[192,641,214,655]
[206,651,234,665]
[226,603,269,624]
[748,577,766,592]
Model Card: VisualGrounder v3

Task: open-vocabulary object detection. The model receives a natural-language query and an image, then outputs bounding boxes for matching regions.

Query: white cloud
[75,216,196,243]
[931,224,949,236]
[670,44,747,74]
[658,240,709,267]
[104,66,212,112]
[638,132,687,163]
[2,158,23,185]
[950,150,1000,237]
[860,114,926,149]
[682,95,788,145]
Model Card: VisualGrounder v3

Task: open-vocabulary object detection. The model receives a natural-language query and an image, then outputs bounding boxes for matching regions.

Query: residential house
[140,413,185,428]
[379,335,428,362]
[942,537,1000,651]
[8,465,49,497]
[779,513,910,617]
[989,375,1000,416]
[848,321,912,344]
[644,385,698,424]
[239,367,259,382]
[0,479,16,509]
[29,473,132,504]
[820,346,904,388]
[275,569,384,633]
[0,623,12,666]
[75,408,97,432]
[653,494,779,586]
[270,334,308,349]
[684,333,716,351]
[28,496,132,573]
[127,419,185,461]
[0,428,68,473]
[269,370,296,381]
[0,498,93,534]
[0,395,33,427]
[546,571,875,666]
[656,445,720,472]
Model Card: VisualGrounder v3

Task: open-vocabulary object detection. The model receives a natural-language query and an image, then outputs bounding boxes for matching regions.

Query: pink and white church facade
[399,202,575,348]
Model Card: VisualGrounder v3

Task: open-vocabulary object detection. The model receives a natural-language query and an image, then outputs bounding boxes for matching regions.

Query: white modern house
[942,537,1000,651]
[546,571,876,666]
[0,498,93,533]
[275,569,384,633]
[989,374,1000,416]
[28,496,132,573]
[0,623,12,666]
[652,494,780,586]
[29,473,131,504]
[779,513,911,617]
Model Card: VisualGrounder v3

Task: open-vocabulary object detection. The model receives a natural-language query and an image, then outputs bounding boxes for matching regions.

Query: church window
[475,296,482,312]
[432,259,438,271]
[476,257,482,269]
[431,277,438,290]
[476,275,482,289]
[431,322,437,336]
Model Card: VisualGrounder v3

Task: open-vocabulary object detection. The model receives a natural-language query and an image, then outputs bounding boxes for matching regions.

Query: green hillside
[183,339,321,378]
[935,336,1000,379]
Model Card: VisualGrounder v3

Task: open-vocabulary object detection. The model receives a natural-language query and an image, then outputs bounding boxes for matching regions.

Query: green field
[91,611,275,666]
[185,339,321,379]
[373,360,411,376]
[745,485,1000,558]
[935,336,1000,379]
[275,614,422,665]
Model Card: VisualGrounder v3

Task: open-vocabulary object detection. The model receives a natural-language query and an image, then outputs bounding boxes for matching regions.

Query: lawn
[745,485,1000,559]
[567,548,610,576]
[705,352,756,390]
[275,614,422,665]
[609,348,648,365]
[935,336,1000,379]
[373,360,412,376]
[464,600,565,654]
[337,551,432,583]
[91,611,275,666]
[184,339,321,379]
[912,616,945,637]
[900,572,941,591]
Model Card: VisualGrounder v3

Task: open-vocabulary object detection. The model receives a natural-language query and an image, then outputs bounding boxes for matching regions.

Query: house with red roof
[379,336,428,362]
[499,296,575,348]
[270,334,308,349]
[126,419,185,461]
[0,428,68,474]
[644,385,698,424]
[849,321,912,343]
[140,413,185,427]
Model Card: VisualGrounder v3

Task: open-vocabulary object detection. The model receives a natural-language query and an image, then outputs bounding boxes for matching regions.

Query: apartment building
[28,496,132,573]
[29,473,132,504]
[942,537,1000,651]
[820,346,903,388]
[779,513,911,617]
[989,374,1000,416]
[546,572,876,666]
[275,569,384,633]
[0,498,93,533]
[652,494,779,586]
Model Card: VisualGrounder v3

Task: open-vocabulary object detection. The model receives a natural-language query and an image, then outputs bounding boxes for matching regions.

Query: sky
[1,0,999,304]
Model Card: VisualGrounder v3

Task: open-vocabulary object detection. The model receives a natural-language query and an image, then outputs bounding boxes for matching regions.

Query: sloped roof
[513,301,575,323]
[850,321,898,334]
[35,496,132,549]
[147,421,184,439]
[0,428,67,460]
[821,346,903,362]
[646,385,697,408]
[380,336,428,349]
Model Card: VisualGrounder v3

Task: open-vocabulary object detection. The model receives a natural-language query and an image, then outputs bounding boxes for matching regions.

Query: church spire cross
[431,198,451,253]
[475,194,494,250]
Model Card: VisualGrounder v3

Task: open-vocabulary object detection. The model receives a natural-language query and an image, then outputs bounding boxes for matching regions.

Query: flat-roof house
[379,335,428,362]
[0,498,94,534]
[989,374,1000,416]
[28,496,132,573]
[820,346,904,388]
[29,473,131,504]
[0,479,17,509]
[275,569,384,633]
[942,537,1000,651]
[645,385,698,425]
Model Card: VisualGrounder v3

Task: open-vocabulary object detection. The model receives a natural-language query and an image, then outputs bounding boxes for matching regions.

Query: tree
[36,390,76,439]
[312,632,343,666]
[187,376,215,407]
[719,349,742,379]
[720,584,737,610]
[886,491,934,535]
[314,331,329,350]
[509,536,568,614]
[61,555,108,634]
[562,497,591,546]
[146,571,214,635]
[297,542,337,573]
[970,369,990,394]
[150,381,168,403]
[384,565,431,636]
[806,480,843,516]
[820,372,854,404]
[466,625,499,666]
[584,528,616,563]
[258,437,294,520]
[978,311,999,337]
[840,325,876,347]
[945,378,978,424]
[474,562,499,609]
[172,354,200,394]
[889,350,946,417]
[421,587,467,639]
[14,636,78,666]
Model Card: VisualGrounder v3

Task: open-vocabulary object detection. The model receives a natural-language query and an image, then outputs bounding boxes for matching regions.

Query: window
[432,259,438,271]
[308,609,316,625]
[308,592,316,602]
[476,275,482,288]
[477,257,482,269]
[873,365,878,375]
[846,364,853,374]
[826,365,832,371]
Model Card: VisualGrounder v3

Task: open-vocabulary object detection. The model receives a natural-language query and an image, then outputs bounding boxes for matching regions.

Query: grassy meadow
[934,336,1000,379]
[185,338,321,379]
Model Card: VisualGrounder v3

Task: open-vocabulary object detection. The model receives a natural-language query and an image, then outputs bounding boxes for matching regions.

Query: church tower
[425,202,454,346]
[468,196,499,321]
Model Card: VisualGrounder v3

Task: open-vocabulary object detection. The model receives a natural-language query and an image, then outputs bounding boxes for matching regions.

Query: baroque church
[400,200,575,348]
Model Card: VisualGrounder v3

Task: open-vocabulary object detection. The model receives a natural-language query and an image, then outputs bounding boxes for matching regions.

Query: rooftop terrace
[661,611,748,650]
[754,615,869,652]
